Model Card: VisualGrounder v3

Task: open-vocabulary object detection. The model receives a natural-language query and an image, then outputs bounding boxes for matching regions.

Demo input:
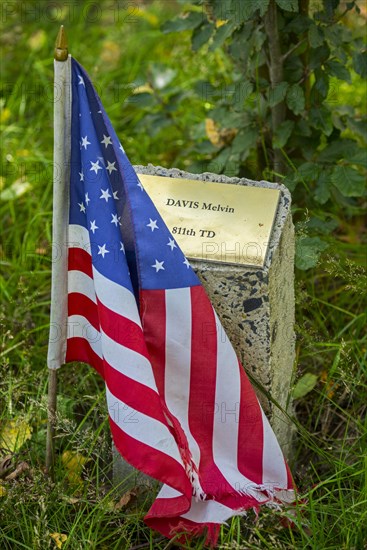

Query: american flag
[48,57,294,545]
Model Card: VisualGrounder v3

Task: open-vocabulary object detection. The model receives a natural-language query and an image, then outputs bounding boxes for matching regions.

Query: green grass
[1,1,367,549]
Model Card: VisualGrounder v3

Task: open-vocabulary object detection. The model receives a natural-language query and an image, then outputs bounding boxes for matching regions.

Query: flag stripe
[68,269,96,303]
[109,417,192,497]
[165,288,201,468]
[67,313,102,358]
[68,293,99,331]
[65,337,104,376]
[97,298,149,359]
[101,330,157,391]
[140,289,167,398]
[105,385,184,467]
[103,360,166,423]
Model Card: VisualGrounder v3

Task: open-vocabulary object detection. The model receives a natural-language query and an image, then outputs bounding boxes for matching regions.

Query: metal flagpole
[46,26,70,475]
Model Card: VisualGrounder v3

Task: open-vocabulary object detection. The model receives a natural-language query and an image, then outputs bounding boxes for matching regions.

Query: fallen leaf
[50,533,68,549]
[114,489,136,509]
[0,419,32,452]
[0,481,6,497]
[5,461,29,480]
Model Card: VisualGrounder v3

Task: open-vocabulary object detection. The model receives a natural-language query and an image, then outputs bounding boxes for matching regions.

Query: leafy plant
[161,0,366,268]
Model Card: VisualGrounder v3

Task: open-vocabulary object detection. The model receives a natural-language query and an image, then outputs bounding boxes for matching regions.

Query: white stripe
[68,223,91,254]
[106,385,183,466]
[93,266,141,327]
[182,497,245,524]
[261,409,288,489]
[156,484,182,499]
[67,313,102,358]
[68,224,141,327]
[101,330,157,391]
[212,311,268,501]
[68,270,96,303]
[165,288,201,467]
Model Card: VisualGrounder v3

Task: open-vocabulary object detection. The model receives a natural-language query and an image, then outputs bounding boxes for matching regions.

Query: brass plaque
[139,174,280,267]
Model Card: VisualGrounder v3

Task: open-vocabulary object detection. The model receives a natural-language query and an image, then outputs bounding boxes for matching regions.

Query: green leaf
[315,171,331,204]
[268,82,288,107]
[230,127,258,156]
[275,0,299,12]
[209,20,238,51]
[293,373,318,399]
[286,83,305,115]
[273,120,294,149]
[295,236,329,270]
[161,12,203,34]
[331,165,366,197]
[308,24,324,48]
[192,23,215,51]
[309,107,333,136]
[346,118,367,143]
[349,150,367,169]
[309,44,330,70]
[325,60,351,82]
[296,162,319,183]
[353,51,367,78]
[252,0,271,17]
[318,139,359,163]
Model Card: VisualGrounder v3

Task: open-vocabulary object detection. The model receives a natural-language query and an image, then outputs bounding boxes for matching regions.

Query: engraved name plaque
[139,174,280,267]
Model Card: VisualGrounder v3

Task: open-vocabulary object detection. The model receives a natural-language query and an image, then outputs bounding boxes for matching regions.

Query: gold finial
[54,25,68,61]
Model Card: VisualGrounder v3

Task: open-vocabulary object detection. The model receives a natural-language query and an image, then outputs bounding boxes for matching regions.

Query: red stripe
[140,289,166,398]
[104,359,166,424]
[188,286,233,496]
[145,512,220,547]
[66,336,104,377]
[109,416,191,497]
[68,247,93,278]
[237,359,264,485]
[97,297,149,360]
[68,292,100,331]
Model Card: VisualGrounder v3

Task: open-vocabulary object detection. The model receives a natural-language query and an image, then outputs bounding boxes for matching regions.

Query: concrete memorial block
[112,165,295,488]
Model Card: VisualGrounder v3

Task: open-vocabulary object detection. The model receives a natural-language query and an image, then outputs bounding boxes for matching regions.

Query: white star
[85,192,90,205]
[100,188,111,202]
[78,202,86,213]
[113,190,119,200]
[106,160,117,174]
[90,220,98,234]
[90,160,102,174]
[167,238,177,251]
[81,136,90,149]
[98,244,109,258]
[98,110,102,114]
[101,134,112,148]
[137,180,144,191]
[120,241,125,253]
[79,171,84,181]
[111,213,120,226]
[183,258,191,269]
[147,218,158,231]
[78,75,85,86]
[152,259,164,272]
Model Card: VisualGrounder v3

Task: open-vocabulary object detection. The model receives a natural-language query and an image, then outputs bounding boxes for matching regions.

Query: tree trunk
[264,0,285,179]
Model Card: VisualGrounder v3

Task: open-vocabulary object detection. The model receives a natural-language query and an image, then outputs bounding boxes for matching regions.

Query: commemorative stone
[112,165,295,488]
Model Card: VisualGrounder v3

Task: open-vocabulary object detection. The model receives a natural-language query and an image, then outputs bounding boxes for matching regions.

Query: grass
[1,1,367,549]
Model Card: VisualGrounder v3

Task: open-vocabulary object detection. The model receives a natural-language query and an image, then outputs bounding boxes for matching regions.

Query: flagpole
[46,25,69,476]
